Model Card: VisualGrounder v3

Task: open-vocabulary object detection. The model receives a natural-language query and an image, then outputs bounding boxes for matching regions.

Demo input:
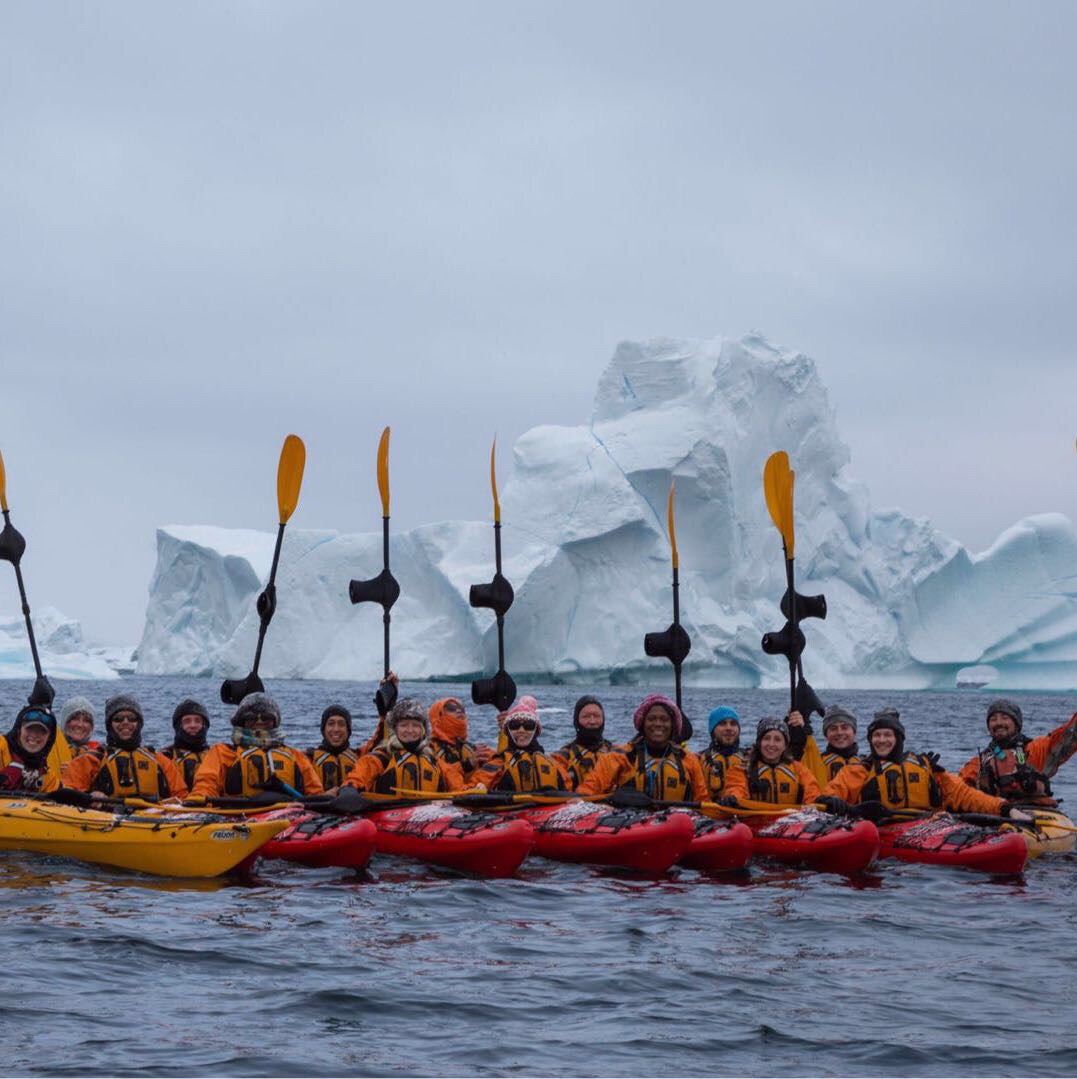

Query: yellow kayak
[1010,808,1076,858]
[0,798,289,878]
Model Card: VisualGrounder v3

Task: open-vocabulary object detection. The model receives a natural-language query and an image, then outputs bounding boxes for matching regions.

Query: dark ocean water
[3,676,1077,1078]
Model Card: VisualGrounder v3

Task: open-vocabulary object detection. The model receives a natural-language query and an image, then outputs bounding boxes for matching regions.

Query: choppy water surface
[3,677,1077,1077]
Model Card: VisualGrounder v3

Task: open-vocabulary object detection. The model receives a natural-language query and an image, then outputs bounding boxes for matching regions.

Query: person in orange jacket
[63,694,187,800]
[344,698,465,794]
[59,697,102,760]
[473,698,571,793]
[161,698,212,790]
[578,694,706,802]
[554,695,614,788]
[698,706,747,798]
[721,717,821,807]
[0,706,62,794]
[428,697,491,781]
[189,692,323,801]
[958,698,1077,807]
[306,704,359,793]
[818,708,1032,820]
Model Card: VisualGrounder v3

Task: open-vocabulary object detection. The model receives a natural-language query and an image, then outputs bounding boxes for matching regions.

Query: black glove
[850,800,887,822]
[607,787,654,809]
[716,795,739,807]
[816,795,851,816]
[256,583,277,624]
[48,787,95,808]
[375,678,398,717]
[923,752,945,773]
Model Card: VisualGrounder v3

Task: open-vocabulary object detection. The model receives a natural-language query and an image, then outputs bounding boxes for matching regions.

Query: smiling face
[323,715,349,747]
[577,704,604,731]
[64,713,93,744]
[179,714,206,737]
[110,711,140,738]
[643,706,674,745]
[988,713,1019,741]
[759,730,787,764]
[395,717,424,744]
[19,723,49,754]
[825,722,856,750]
[507,718,538,748]
[870,728,897,756]
[712,719,740,748]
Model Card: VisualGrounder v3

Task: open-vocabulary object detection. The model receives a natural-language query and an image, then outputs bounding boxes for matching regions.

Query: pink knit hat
[633,694,683,740]
[502,695,540,734]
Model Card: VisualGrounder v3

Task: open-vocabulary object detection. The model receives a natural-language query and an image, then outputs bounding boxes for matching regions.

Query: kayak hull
[254,808,378,869]
[878,814,1029,874]
[0,798,286,878]
[748,810,879,874]
[517,801,695,872]
[366,803,534,878]
[1014,808,1076,857]
[676,812,754,872]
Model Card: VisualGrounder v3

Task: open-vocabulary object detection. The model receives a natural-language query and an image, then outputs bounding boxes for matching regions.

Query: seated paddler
[473,698,570,793]
[0,706,62,794]
[307,704,359,793]
[554,695,613,789]
[722,717,821,808]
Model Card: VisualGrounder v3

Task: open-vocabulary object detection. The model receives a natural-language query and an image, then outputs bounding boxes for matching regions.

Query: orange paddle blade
[763,451,795,558]
[490,436,501,524]
[276,434,306,524]
[377,426,391,517]
[667,481,679,570]
[0,449,7,513]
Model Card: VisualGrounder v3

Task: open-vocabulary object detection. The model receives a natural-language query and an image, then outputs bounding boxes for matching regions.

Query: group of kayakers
[0,680,1074,826]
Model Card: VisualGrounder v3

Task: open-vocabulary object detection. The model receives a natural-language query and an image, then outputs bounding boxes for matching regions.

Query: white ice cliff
[135,335,1077,690]
[0,606,122,681]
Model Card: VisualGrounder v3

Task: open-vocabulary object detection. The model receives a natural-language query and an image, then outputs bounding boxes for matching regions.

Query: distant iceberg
[135,335,1077,691]
[0,606,123,681]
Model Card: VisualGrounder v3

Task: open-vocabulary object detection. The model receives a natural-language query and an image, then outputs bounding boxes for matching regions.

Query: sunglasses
[506,718,537,732]
[443,701,464,714]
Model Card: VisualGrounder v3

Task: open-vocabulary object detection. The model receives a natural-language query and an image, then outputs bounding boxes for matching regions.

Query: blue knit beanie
[707,706,740,736]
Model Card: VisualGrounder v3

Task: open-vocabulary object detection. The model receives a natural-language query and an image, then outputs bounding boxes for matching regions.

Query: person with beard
[306,704,358,793]
[578,694,706,802]
[473,699,570,793]
[344,698,465,794]
[161,699,212,790]
[554,696,612,788]
[722,717,821,807]
[0,706,62,793]
[698,706,746,799]
[817,705,863,780]
[62,695,187,800]
[59,697,101,760]
[428,697,490,782]
[957,699,1077,807]
[818,708,1032,820]
[189,693,323,800]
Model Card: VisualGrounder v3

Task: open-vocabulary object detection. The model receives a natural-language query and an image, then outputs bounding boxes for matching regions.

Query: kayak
[675,812,754,872]
[514,800,695,872]
[878,814,1029,874]
[747,809,879,875]
[0,797,286,878]
[252,807,378,870]
[365,802,534,878]
[1012,807,1076,857]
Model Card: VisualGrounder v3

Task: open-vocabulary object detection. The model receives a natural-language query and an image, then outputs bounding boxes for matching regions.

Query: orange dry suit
[306,745,359,790]
[555,737,613,790]
[0,735,61,794]
[63,745,188,800]
[723,755,821,806]
[959,713,1077,806]
[578,739,708,802]
[161,746,210,791]
[189,743,324,800]
[819,744,864,782]
[345,744,464,794]
[698,745,748,799]
[823,754,1006,815]
[428,699,491,780]
[475,744,570,793]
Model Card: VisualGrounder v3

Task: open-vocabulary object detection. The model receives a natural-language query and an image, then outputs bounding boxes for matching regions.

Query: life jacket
[974,742,1053,802]
[557,738,612,788]
[860,754,943,811]
[430,737,482,778]
[224,746,305,798]
[622,741,696,802]
[371,747,447,795]
[162,746,209,790]
[820,748,863,781]
[492,750,567,793]
[747,761,803,806]
[0,760,51,793]
[93,747,171,799]
[699,747,743,796]
[308,746,359,790]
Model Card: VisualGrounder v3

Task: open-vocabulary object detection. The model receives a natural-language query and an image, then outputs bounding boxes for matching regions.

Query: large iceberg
[136,335,1077,690]
[0,606,123,681]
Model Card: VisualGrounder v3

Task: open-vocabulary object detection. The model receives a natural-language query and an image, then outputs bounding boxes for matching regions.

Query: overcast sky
[2,1,1075,645]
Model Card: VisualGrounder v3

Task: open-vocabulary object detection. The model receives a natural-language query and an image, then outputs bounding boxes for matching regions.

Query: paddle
[469,437,517,712]
[349,426,401,716]
[0,450,54,707]
[220,435,307,705]
[644,481,692,731]
[760,452,827,720]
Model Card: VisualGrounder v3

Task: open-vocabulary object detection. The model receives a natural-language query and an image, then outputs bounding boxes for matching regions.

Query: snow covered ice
[135,335,1077,691]
[0,606,124,681]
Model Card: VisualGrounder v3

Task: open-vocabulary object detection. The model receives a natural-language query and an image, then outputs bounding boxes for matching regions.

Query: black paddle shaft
[251,521,286,675]
[0,508,54,706]
[381,516,391,677]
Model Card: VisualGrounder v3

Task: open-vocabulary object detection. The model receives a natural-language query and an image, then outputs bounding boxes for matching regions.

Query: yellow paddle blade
[0,448,7,513]
[800,735,831,789]
[490,436,501,524]
[667,481,680,570]
[276,434,306,524]
[762,451,795,557]
[377,426,391,517]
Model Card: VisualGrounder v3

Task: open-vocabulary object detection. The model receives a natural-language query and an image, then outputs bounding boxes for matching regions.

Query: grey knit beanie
[60,696,96,726]
[231,692,282,728]
[821,705,857,736]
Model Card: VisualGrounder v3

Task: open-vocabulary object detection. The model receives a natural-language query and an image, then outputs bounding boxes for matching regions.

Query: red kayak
[878,813,1028,874]
[365,803,534,878]
[514,801,695,872]
[747,809,879,874]
[252,808,378,870]
[674,811,754,872]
